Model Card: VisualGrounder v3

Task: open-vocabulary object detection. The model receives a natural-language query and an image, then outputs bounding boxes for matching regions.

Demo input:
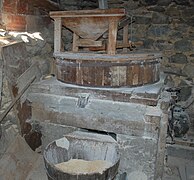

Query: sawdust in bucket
[55,159,113,175]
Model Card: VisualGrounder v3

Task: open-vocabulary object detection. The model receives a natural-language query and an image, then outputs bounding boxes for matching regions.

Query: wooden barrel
[54,52,162,87]
[43,132,120,180]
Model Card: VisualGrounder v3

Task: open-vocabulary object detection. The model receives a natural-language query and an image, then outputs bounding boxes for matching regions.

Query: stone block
[117,134,157,180]
[169,53,188,64]
[174,39,193,52]
[40,122,78,150]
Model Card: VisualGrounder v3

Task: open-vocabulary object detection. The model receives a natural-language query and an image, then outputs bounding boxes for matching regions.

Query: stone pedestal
[27,76,170,180]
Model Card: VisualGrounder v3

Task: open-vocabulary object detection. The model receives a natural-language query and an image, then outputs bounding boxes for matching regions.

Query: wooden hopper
[50,9,126,54]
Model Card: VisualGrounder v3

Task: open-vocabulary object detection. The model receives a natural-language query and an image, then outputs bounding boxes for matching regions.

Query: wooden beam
[123,24,129,52]
[77,39,103,47]
[107,18,118,55]
[72,33,79,52]
[54,17,62,53]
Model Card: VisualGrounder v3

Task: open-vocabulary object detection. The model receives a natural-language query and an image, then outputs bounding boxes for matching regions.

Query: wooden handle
[0,76,36,123]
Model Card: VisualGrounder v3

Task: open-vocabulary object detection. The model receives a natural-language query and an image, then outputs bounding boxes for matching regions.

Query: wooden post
[54,17,62,53]
[72,33,79,52]
[107,18,118,55]
[123,24,129,53]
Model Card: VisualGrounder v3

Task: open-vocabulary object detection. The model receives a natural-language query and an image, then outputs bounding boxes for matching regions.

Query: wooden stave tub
[54,52,162,88]
[43,136,120,180]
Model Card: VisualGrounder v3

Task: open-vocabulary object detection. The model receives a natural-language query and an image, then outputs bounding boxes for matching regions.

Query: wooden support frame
[54,17,62,53]
[107,18,118,55]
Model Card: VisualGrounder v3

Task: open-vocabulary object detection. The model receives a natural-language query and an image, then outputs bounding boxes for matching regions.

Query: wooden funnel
[50,9,126,41]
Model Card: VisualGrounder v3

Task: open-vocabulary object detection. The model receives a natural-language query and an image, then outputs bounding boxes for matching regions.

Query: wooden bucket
[54,52,162,87]
[43,131,120,180]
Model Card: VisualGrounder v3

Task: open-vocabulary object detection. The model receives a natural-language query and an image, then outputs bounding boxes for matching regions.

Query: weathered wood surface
[28,74,165,106]
[44,132,120,180]
[54,52,162,62]
[0,66,3,107]
[50,9,126,54]
[50,9,125,41]
[54,52,161,87]
[50,9,125,18]
[54,17,62,53]
[2,42,42,150]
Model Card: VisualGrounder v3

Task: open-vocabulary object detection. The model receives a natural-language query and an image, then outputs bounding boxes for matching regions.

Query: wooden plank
[95,61,103,86]
[54,52,162,62]
[107,17,118,55]
[123,24,129,53]
[72,33,79,52]
[54,17,62,53]
[119,66,127,86]
[118,17,135,29]
[143,64,149,84]
[126,66,133,86]
[132,65,139,86]
[103,67,111,86]
[76,60,83,85]
[89,41,143,51]
[77,39,103,47]
[50,9,126,18]
[0,67,3,107]
[138,64,144,86]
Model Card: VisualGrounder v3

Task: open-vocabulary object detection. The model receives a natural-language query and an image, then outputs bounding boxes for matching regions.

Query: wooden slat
[0,67,3,107]
[138,65,144,86]
[76,60,83,84]
[95,62,104,86]
[103,67,111,86]
[132,65,139,86]
[126,66,133,85]
[107,17,118,55]
[50,9,126,18]
[54,52,162,62]
[77,39,103,47]
[123,24,129,53]
[119,66,127,86]
[72,33,79,52]
[54,17,62,53]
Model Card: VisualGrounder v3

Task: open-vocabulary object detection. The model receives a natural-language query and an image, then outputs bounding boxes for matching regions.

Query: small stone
[169,53,188,64]
[147,25,171,37]
[183,64,194,78]
[169,31,183,39]
[186,17,194,27]
[134,16,152,24]
[166,4,181,17]
[140,0,157,6]
[157,0,172,6]
[178,81,192,101]
[174,0,190,5]
[174,39,193,52]
[152,12,170,24]
[143,39,154,49]
[148,6,165,12]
